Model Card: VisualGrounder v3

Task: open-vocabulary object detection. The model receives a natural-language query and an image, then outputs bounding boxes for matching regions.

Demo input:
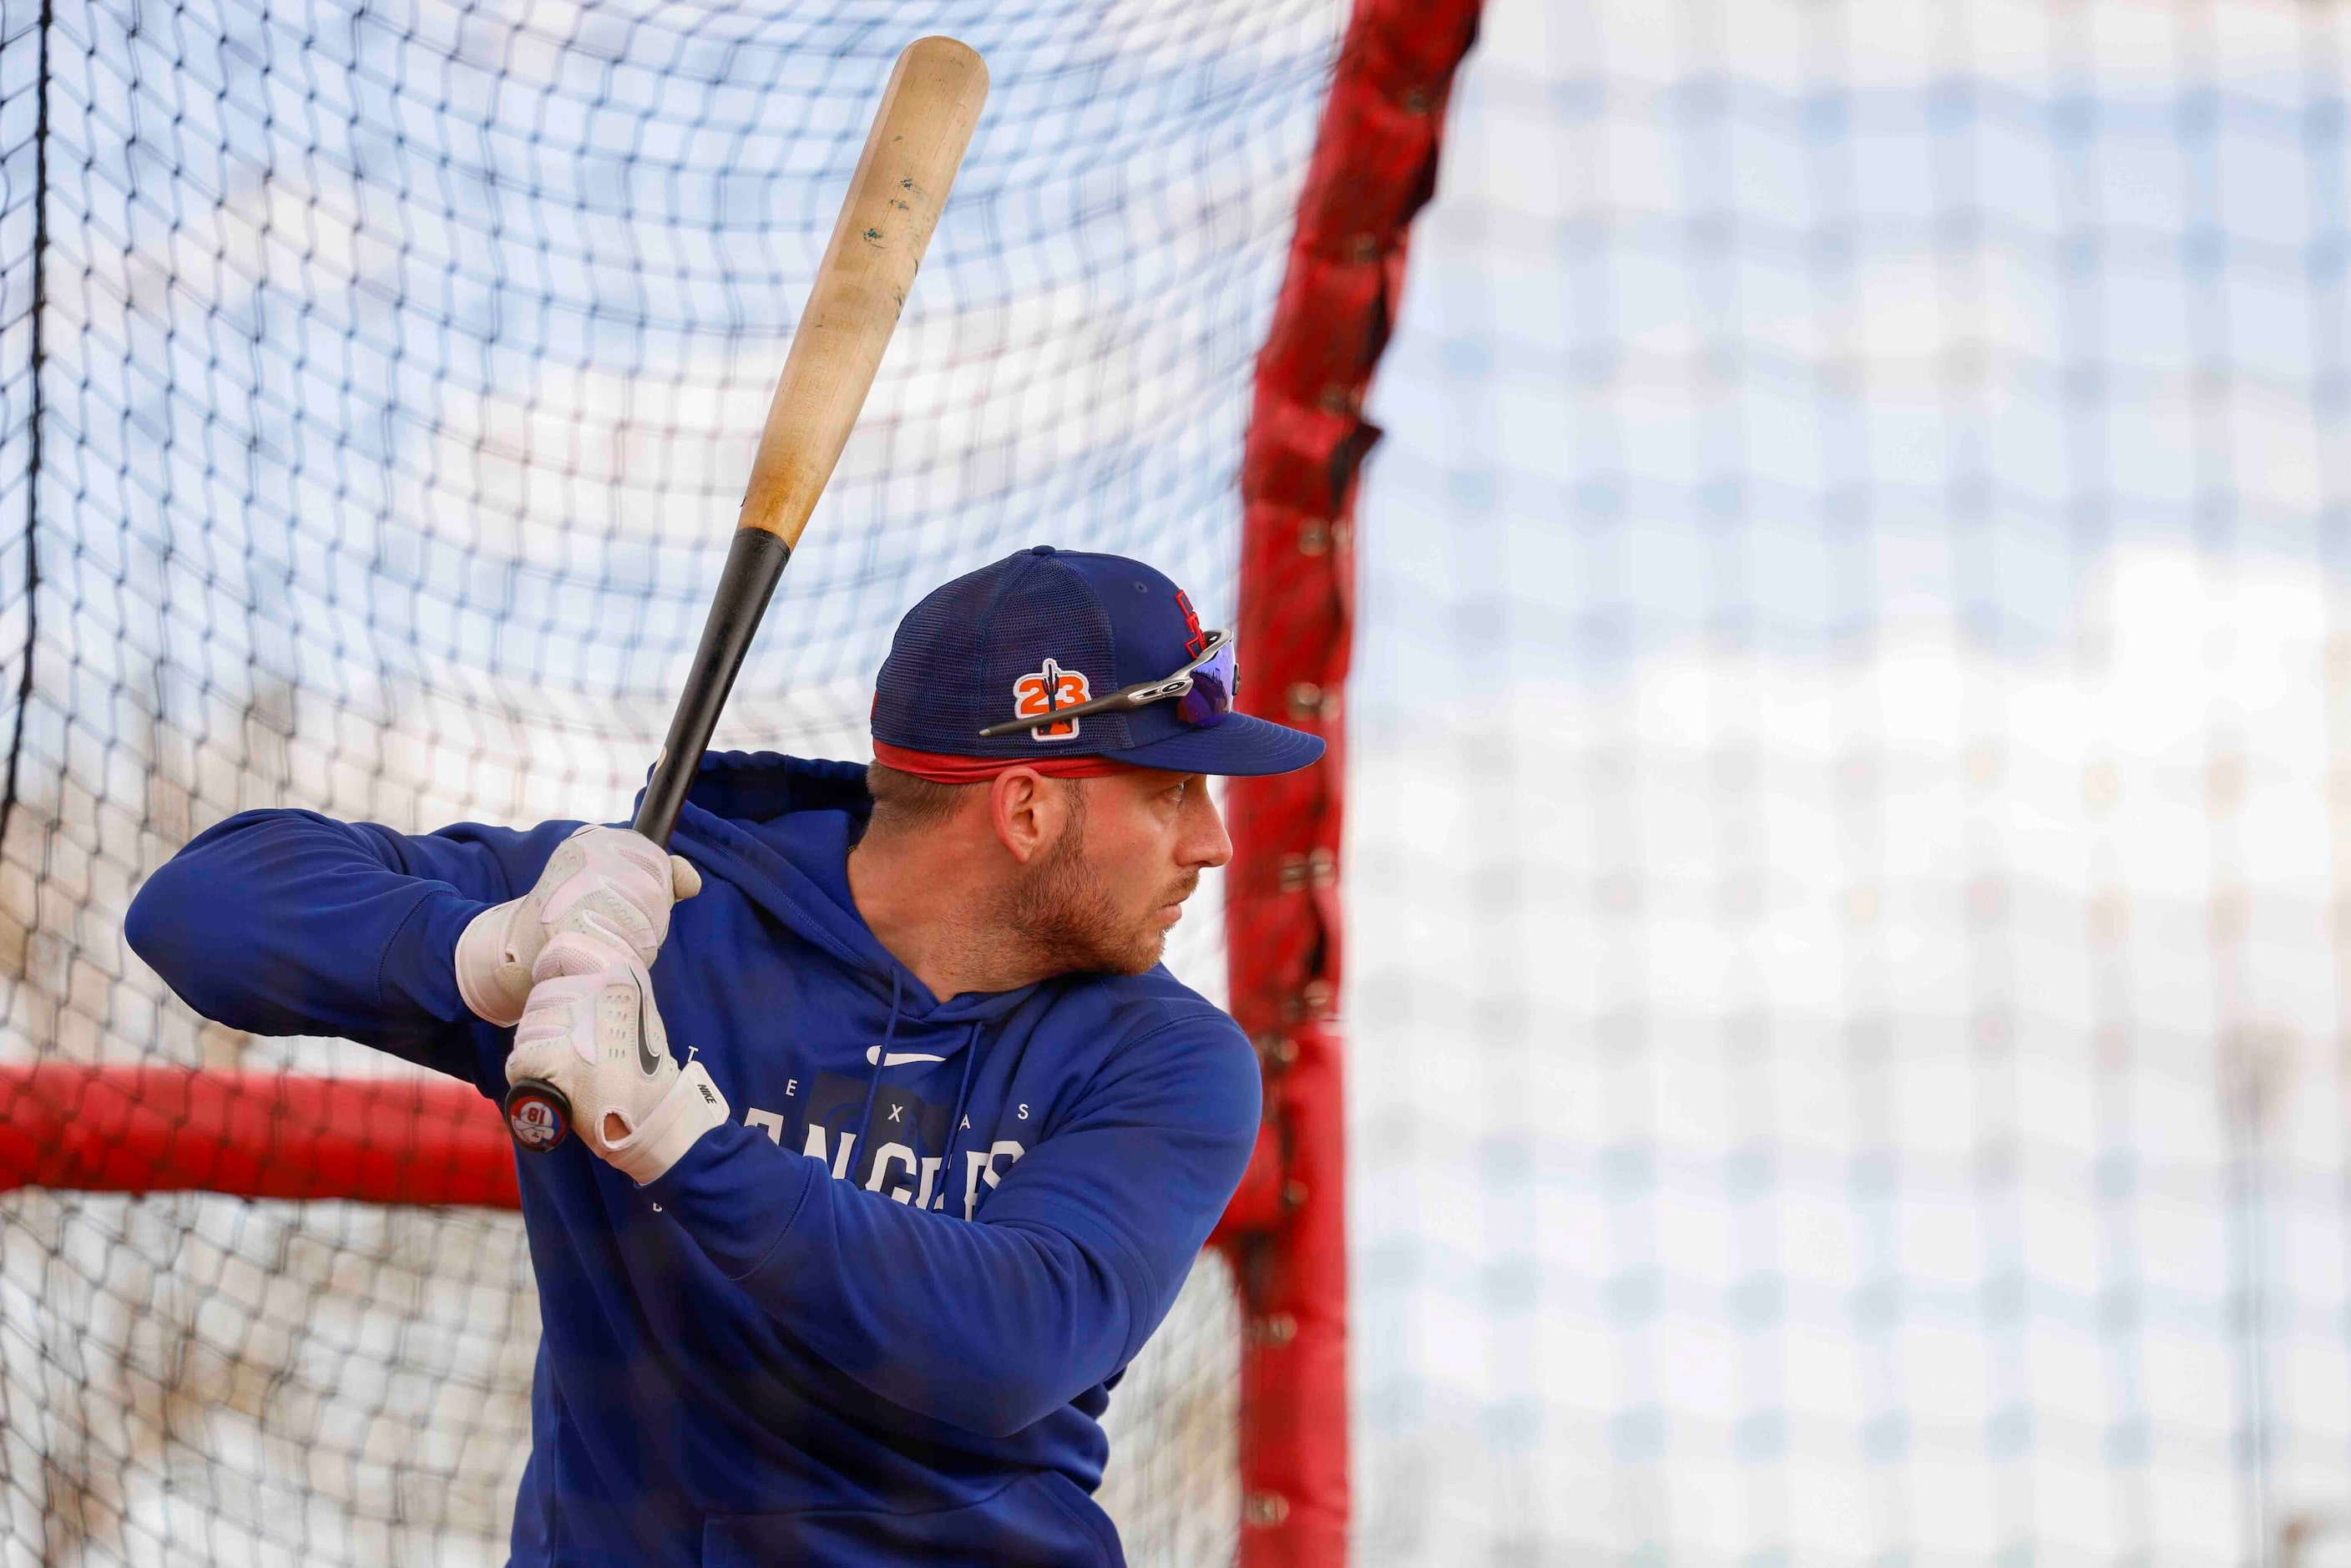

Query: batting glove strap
[608,1060,731,1186]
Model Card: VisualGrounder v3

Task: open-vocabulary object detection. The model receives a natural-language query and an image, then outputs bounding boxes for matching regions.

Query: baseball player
[124,545,1323,1566]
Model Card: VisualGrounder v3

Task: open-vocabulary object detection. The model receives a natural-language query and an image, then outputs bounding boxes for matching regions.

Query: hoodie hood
[650,749,1037,1032]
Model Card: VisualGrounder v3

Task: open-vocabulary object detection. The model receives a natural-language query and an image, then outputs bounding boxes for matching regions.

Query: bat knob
[504,1079,573,1152]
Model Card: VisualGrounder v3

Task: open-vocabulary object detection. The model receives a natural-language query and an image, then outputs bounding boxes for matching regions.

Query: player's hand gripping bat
[503,38,989,1152]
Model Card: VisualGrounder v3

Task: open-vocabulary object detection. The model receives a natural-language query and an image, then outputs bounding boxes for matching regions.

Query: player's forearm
[647,1122,1141,1436]
[126,808,490,1055]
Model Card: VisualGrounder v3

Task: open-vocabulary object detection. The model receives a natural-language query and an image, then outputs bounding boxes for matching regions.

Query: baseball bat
[505,37,989,1154]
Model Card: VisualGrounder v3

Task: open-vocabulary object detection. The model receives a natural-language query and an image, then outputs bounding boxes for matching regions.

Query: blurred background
[5,0,2351,1564]
[1354,1,2351,1563]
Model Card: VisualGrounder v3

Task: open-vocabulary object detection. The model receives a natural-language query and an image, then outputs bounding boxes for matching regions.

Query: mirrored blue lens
[1174,642,1235,727]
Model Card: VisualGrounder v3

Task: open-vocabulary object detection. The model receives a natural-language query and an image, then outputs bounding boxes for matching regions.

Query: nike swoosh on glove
[456,824,702,1026]
[505,932,730,1184]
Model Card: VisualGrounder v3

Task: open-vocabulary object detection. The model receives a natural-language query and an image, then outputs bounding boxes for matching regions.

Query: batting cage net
[33,1,2351,1565]
[0,0,1474,1561]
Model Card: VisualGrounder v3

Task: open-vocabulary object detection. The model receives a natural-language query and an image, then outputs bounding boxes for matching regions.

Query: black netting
[0,2,1342,1560]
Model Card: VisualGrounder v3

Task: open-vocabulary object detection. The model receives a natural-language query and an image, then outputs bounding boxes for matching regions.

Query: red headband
[871,738,1139,783]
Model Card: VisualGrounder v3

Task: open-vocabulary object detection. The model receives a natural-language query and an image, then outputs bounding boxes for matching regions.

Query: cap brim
[1109,713,1327,777]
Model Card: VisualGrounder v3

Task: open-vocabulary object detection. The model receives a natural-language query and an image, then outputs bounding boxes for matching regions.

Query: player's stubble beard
[999,787,1197,977]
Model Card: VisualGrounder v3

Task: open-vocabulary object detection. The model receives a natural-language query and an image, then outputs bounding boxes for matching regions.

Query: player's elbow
[867,1294,1127,1436]
[124,857,204,994]
[839,1351,1078,1438]
[124,823,277,1024]
[947,1373,1089,1439]
[953,1297,1137,1435]
[862,1334,1103,1437]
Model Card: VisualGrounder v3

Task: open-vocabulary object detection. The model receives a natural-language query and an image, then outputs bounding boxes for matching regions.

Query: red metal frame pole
[0,1063,518,1206]
[1217,1,1484,1561]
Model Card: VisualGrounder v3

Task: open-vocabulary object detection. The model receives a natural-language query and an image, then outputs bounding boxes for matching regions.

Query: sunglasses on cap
[978,630,1237,738]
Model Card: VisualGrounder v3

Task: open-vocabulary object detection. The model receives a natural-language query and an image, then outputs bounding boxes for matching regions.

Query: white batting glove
[456,825,702,1026]
[506,933,730,1184]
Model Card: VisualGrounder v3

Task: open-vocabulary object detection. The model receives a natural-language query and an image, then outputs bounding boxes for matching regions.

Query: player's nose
[1181,776,1232,871]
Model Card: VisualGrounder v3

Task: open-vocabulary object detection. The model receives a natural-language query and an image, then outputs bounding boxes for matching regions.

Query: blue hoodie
[123,752,1262,1566]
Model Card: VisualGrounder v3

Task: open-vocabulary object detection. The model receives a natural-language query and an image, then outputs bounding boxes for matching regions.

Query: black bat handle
[504,527,793,1154]
[634,528,796,848]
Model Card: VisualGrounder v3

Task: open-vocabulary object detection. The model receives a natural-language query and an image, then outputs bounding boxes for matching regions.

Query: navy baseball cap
[871,546,1325,777]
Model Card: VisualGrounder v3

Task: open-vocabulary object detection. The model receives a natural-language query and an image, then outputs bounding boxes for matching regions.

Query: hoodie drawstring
[848,969,902,1177]
[852,976,985,1214]
[937,1021,983,1211]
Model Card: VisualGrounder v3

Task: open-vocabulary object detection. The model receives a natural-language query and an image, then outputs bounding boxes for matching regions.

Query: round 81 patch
[506,1083,570,1151]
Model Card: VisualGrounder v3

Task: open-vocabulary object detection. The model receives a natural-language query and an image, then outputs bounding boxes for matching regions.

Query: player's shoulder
[1054,965,1251,1060]
[1036,969,1260,1134]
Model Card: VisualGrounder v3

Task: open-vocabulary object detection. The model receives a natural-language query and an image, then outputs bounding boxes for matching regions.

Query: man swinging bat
[122,35,1326,1568]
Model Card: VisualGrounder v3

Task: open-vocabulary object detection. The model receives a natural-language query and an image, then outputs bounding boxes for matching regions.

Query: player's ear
[989,767,1066,864]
